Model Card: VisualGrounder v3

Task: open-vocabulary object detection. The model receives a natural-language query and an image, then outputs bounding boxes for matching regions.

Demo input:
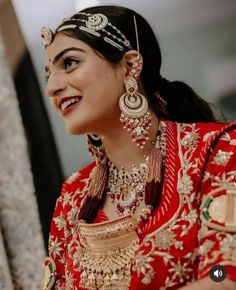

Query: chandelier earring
[119,59,151,148]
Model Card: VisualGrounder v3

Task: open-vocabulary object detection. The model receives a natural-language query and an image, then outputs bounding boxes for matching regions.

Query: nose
[46,72,66,98]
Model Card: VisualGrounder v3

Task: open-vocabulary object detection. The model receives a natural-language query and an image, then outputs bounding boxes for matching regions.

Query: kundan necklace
[106,121,165,217]
[107,156,148,216]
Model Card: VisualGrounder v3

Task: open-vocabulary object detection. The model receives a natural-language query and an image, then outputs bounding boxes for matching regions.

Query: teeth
[61,97,80,111]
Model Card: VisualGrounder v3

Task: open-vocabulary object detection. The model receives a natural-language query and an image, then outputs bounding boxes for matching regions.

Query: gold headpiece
[41,12,132,51]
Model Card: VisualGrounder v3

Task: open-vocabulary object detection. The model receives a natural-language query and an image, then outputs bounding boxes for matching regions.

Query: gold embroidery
[203,131,217,142]
[219,233,236,261]
[180,131,200,150]
[220,132,236,145]
[66,172,80,184]
[178,175,193,195]
[198,240,214,256]
[212,150,233,166]
[53,212,66,231]
[49,235,64,259]
[65,270,75,289]
[134,123,200,289]
[154,229,175,250]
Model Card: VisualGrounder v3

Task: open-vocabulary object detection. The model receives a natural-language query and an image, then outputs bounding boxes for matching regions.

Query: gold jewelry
[119,76,152,148]
[78,216,139,290]
[41,12,132,51]
[107,156,148,216]
[40,27,54,46]
[86,134,105,162]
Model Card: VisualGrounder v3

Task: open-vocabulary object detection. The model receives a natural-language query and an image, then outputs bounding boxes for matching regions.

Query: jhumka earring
[119,72,151,148]
[86,134,105,162]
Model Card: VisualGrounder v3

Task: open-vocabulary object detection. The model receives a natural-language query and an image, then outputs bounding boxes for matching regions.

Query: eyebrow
[45,47,85,72]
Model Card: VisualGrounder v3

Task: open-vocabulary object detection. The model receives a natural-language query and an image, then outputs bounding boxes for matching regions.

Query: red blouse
[46,120,236,289]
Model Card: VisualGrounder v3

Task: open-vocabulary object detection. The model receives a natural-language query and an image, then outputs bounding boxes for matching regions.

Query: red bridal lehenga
[42,120,236,290]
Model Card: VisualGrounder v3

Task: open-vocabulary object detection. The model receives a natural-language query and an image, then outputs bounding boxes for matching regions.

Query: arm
[42,193,67,290]
[198,127,236,280]
[181,126,236,289]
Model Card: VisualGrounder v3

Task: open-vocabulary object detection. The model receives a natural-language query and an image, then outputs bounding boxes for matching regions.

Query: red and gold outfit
[42,120,236,290]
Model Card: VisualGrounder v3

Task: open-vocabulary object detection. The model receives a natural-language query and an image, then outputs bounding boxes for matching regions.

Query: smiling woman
[40,5,236,290]
[45,34,124,135]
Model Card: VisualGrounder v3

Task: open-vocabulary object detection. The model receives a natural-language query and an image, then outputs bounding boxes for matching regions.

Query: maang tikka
[119,63,151,149]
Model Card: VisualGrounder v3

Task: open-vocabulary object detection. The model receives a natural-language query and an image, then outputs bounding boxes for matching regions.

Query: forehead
[45,33,90,64]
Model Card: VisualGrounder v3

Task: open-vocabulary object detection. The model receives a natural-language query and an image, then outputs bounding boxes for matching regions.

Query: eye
[63,57,79,70]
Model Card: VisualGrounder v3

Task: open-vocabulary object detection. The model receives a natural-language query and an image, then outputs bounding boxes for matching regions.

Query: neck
[101,111,159,171]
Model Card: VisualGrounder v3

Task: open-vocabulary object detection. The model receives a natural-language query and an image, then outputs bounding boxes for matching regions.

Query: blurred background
[2,0,236,177]
[0,0,236,288]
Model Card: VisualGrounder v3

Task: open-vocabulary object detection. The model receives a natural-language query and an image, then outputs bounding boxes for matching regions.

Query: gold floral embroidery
[203,131,217,142]
[220,132,236,145]
[180,131,200,150]
[211,171,236,188]
[48,236,64,260]
[66,172,80,184]
[212,150,233,166]
[199,232,236,273]
[198,240,214,256]
[134,124,200,289]
[134,252,155,285]
[219,234,236,261]
[178,175,193,195]
[154,230,175,250]
[53,213,66,231]
[168,258,195,283]
[65,270,75,289]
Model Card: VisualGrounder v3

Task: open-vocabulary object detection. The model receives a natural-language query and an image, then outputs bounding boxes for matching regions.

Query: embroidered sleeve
[42,188,67,290]
[198,128,236,281]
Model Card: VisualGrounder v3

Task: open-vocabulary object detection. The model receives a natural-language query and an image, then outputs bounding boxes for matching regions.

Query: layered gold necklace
[77,122,166,290]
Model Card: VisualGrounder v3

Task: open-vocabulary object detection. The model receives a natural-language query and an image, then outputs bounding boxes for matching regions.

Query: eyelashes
[63,57,79,69]
[45,57,80,82]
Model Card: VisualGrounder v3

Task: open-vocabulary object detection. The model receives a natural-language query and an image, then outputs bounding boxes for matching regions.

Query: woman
[41,5,236,290]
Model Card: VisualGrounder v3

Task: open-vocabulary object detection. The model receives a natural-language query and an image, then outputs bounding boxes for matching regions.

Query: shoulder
[55,161,96,212]
[61,161,95,194]
[195,121,236,140]
[163,119,236,149]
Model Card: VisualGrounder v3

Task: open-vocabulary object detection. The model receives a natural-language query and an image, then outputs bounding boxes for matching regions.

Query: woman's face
[45,33,126,135]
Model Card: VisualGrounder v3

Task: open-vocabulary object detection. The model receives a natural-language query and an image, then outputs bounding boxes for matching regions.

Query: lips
[59,96,81,115]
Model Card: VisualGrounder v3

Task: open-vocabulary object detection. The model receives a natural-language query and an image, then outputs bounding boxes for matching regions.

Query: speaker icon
[214,269,223,278]
[210,265,226,282]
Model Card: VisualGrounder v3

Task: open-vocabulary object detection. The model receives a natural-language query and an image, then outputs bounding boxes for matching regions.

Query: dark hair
[56,5,216,222]
[57,5,216,123]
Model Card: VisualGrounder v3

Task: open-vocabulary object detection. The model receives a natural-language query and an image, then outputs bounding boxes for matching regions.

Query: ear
[122,50,143,79]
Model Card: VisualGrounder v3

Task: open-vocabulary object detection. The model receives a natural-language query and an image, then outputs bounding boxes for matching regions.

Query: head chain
[41,12,133,51]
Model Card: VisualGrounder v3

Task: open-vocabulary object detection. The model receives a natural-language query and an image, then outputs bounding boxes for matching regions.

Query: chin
[65,123,86,135]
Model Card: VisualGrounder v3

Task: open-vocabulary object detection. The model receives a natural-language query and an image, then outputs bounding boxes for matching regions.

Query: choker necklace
[106,121,166,217]
[107,156,148,216]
